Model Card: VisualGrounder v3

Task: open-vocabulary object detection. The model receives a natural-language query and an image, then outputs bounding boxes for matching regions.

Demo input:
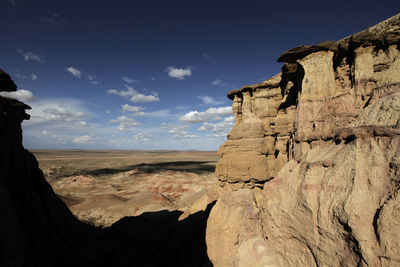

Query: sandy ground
[31,149,218,227]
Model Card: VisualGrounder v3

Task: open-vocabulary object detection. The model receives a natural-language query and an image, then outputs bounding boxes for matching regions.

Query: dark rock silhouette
[0,69,17,92]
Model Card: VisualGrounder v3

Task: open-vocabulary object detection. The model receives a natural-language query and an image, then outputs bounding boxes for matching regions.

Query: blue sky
[1,0,397,150]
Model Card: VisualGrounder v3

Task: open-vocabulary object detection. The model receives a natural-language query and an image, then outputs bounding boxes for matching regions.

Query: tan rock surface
[208,13,400,267]
[259,129,400,266]
[206,189,264,266]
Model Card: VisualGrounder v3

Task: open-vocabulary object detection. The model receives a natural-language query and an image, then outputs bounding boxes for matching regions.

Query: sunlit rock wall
[208,13,400,267]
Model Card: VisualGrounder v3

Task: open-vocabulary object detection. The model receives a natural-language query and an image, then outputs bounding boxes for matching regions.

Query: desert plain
[31,149,218,227]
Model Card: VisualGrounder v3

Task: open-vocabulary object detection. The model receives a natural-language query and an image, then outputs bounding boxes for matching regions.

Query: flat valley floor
[31,149,218,227]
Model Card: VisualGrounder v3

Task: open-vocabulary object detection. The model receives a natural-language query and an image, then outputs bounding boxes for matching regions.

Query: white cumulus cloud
[198,116,234,137]
[179,106,232,123]
[66,67,81,78]
[108,85,159,103]
[0,89,35,102]
[165,66,191,80]
[121,104,145,113]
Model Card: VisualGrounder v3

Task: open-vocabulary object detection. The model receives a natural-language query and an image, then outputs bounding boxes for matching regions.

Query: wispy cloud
[133,133,152,142]
[66,67,81,78]
[87,74,100,85]
[15,73,38,81]
[179,106,232,123]
[145,109,176,119]
[122,76,138,83]
[202,54,214,61]
[108,85,159,103]
[73,135,94,144]
[14,74,27,79]
[17,49,45,63]
[0,89,35,102]
[165,66,191,80]
[162,123,199,138]
[42,107,84,122]
[212,79,228,87]
[133,111,146,116]
[75,121,89,127]
[8,0,16,6]
[121,104,145,113]
[109,116,141,132]
[212,79,221,85]
[198,96,224,106]
[40,13,62,24]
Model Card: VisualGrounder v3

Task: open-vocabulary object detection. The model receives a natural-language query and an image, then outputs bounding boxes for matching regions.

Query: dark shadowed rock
[0,69,17,92]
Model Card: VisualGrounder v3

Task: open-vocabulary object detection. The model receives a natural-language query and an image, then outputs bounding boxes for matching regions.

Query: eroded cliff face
[208,14,400,266]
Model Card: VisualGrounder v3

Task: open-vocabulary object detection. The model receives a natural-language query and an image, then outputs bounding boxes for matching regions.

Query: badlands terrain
[32,149,218,226]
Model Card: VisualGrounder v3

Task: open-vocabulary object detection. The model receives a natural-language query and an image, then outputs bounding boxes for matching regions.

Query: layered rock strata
[208,13,400,266]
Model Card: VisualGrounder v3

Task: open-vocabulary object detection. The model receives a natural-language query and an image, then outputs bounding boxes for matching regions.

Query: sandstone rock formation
[208,13,400,266]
